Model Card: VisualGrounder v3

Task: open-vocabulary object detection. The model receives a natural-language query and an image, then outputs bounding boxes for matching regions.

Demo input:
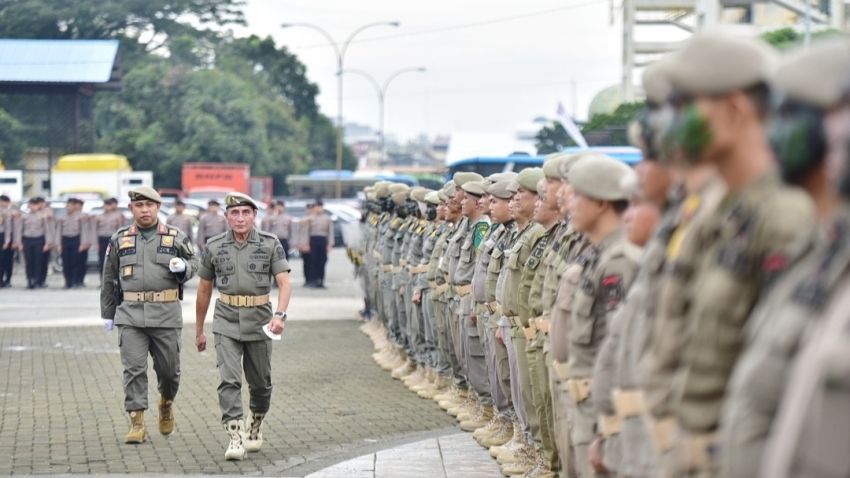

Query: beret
[773,38,850,109]
[128,186,162,203]
[224,192,257,210]
[568,154,637,201]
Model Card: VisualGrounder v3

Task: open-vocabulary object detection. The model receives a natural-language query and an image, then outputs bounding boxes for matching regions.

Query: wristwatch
[274,311,287,321]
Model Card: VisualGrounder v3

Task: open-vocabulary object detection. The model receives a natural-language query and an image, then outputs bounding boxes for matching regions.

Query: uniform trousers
[483,319,511,416]
[433,294,453,376]
[512,329,539,442]
[620,414,656,477]
[22,236,45,287]
[464,304,490,404]
[61,235,86,287]
[565,387,605,478]
[421,289,438,369]
[214,333,273,422]
[550,364,578,478]
[446,299,467,388]
[502,324,531,437]
[528,337,558,470]
[119,326,181,411]
[308,235,328,285]
[0,232,12,285]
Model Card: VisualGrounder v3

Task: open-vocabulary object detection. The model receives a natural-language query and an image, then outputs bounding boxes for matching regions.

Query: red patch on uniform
[602,275,622,286]
[762,253,788,273]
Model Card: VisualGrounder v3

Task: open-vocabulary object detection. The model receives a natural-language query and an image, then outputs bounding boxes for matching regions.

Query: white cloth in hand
[168,257,186,273]
[103,319,114,332]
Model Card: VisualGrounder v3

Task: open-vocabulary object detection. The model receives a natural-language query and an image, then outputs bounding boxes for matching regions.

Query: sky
[236,0,626,142]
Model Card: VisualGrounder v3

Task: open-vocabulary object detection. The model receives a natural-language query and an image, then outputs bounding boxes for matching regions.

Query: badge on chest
[118,236,136,256]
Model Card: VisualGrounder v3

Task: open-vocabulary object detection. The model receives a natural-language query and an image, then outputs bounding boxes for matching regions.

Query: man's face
[208,204,220,215]
[557,182,574,218]
[175,204,185,214]
[445,198,462,222]
[461,192,479,217]
[0,200,9,209]
[436,203,446,220]
[514,188,537,219]
[226,206,256,234]
[624,199,661,247]
[278,204,286,214]
[480,194,492,216]
[66,202,80,213]
[130,200,160,228]
[570,192,605,234]
[544,177,561,209]
[105,202,116,212]
[489,197,512,224]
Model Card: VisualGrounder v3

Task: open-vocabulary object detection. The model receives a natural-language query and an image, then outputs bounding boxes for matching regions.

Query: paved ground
[0,250,501,477]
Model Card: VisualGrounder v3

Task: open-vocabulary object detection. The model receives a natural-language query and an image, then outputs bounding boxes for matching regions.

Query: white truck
[50,154,153,200]
[0,169,23,202]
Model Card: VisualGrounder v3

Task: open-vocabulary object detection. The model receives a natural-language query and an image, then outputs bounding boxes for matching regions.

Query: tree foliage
[536,102,645,153]
[0,0,353,192]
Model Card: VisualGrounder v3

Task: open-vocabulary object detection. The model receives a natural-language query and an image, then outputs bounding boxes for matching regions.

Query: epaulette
[113,224,133,240]
[257,230,278,241]
[206,231,229,245]
[168,227,179,236]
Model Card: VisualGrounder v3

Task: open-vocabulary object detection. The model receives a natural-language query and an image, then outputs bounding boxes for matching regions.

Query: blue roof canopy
[0,39,120,84]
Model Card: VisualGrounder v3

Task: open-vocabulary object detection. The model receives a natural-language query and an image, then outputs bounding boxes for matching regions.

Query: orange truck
[181,163,250,200]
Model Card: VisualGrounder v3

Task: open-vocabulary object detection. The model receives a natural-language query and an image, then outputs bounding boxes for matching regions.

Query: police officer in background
[198,200,227,253]
[55,197,92,288]
[0,194,16,287]
[101,186,198,444]
[195,192,292,461]
[166,200,195,245]
[95,197,127,276]
[302,200,334,288]
[261,200,293,260]
[14,197,54,289]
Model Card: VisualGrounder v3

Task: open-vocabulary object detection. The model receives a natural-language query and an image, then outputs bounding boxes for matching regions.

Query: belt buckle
[236,295,246,307]
[144,291,154,301]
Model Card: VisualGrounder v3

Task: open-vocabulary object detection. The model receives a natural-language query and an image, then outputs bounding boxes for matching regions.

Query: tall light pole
[280,21,400,198]
[343,67,426,166]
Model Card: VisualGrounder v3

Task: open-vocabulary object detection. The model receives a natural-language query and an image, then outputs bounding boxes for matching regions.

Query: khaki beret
[506,180,520,194]
[558,153,591,180]
[453,171,484,187]
[374,182,391,199]
[642,59,672,104]
[388,183,410,194]
[364,186,375,193]
[442,182,457,198]
[224,191,258,210]
[462,180,487,197]
[486,180,515,199]
[128,186,162,204]
[666,29,777,95]
[515,167,544,194]
[773,38,850,109]
[424,191,441,205]
[366,191,377,201]
[410,187,429,202]
[543,153,571,179]
[437,190,449,202]
[391,190,409,206]
[536,179,546,196]
[568,154,636,201]
[487,171,518,183]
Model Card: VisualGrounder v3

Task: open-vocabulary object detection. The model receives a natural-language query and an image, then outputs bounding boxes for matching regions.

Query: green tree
[535,102,644,152]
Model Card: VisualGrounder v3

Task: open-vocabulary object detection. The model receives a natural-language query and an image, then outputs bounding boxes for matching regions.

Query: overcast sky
[237,0,625,142]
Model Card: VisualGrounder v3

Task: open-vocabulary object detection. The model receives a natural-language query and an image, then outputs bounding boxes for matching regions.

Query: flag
[556,102,588,149]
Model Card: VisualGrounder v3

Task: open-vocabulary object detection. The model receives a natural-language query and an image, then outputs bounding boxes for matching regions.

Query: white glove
[169,257,186,273]
[103,319,114,332]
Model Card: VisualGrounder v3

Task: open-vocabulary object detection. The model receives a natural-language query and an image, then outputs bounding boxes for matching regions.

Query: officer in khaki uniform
[55,198,92,288]
[0,195,17,287]
[498,167,547,477]
[655,31,814,476]
[100,186,198,444]
[14,197,54,289]
[717,39,850,478]
[95,197,127,275]
[166,200,195,244]
[562,155,640,478]
[195,192,292,461]
[198,200,227,253]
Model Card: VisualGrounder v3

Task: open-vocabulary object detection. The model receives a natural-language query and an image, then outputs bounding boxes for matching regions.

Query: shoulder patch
[600,274,624,311]
[168,227,179,236]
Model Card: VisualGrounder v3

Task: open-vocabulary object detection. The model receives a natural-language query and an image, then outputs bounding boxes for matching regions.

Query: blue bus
[446,147,643,178]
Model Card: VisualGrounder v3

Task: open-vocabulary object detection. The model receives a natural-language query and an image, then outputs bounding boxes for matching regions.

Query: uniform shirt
[548,236,592,365]
[673,172,813,433]
[474,223,505,305]
[166,213,194,243]
[718,205,850,478]
[14,209,54,244]
[100,222,198,327]
[198,212,227,241]
[455,216,489,286]
[0,206,11,236]
[501,222,543,321]
[444,216,469,287]
[55,210,92,245]
[519,222,558,326]
[199,228,291,341]
[262,211,293,240]
[94,210,127,237]
[567,227,640,379]
[305,213,334,246]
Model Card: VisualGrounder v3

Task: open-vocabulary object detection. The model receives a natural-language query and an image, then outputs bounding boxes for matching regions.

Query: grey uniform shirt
[15,210,54,244]
[100,222,198,327]
[94,210,126,238]
[166,213,194,243]
[56,211,92,245]
[199,229,291,342]
[199,212,227,242]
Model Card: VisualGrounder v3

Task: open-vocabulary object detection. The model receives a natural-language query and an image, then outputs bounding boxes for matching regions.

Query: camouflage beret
[461,180,487,197]
[773,38,850,109]
[128,186,162,204]
[486,180,515,200]
[666,29,777,95]
[568,154,636,201]
[515,167,544,194]
[453,172,485,187]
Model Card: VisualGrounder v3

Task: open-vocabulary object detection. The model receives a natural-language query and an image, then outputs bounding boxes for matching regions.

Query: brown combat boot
[125,410,147,444]
[158,397,175,435]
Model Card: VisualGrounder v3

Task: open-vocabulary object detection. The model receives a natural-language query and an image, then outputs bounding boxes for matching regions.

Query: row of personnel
[350,31,850,478]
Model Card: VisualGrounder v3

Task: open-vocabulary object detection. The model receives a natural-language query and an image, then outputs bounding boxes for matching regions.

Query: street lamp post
[280,21,399,198]
[343,67,426,167]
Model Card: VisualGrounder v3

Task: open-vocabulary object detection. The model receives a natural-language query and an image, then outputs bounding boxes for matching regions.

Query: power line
[285,0,608,50]
[341,77,613,100]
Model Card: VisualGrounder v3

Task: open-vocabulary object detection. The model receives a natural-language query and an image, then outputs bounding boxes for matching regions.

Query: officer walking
[198,200,227,253]
[94,197,127,276]
[262,201,293,260]
[166,200,195,245]
[100,186,198,444]
[0,194,16,287]
[55,198,92,288]
[14,197,54,289]
[194,192,292,461]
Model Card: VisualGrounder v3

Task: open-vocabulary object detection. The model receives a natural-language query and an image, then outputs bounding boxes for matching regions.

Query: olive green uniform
[198,229,291,422]
[456,216,490,399]
[486,220,516,409]
[101,222,198,411]
[429,220,455,375]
